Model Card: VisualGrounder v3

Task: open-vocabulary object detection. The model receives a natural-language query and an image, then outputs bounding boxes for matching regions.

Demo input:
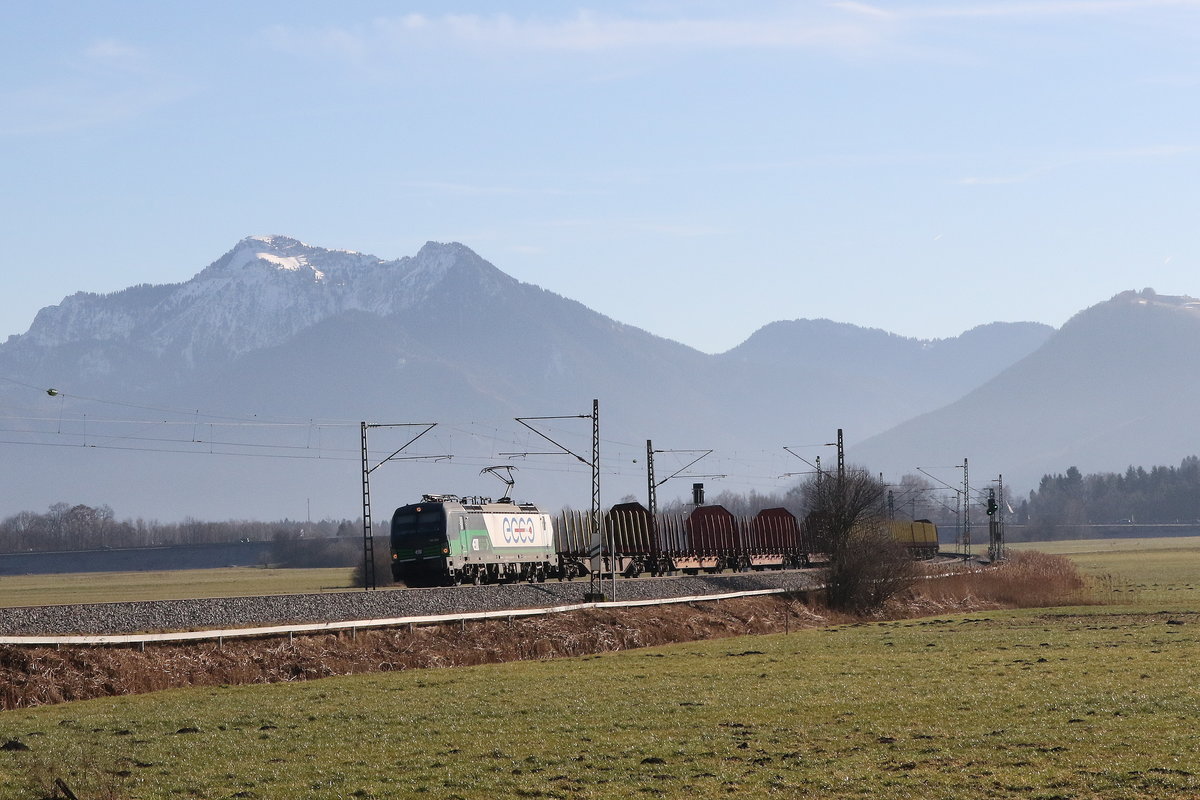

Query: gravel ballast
[0,571,823,637]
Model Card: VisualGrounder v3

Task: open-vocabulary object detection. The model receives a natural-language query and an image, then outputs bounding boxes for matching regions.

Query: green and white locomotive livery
[390,494,557,586]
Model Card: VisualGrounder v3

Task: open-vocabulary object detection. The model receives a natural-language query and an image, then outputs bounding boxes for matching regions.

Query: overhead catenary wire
[0,430,818,486]
[0,377,831,501]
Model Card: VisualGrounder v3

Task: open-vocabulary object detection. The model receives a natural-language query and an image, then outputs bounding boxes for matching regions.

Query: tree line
[0,502,364,554]
[1015,456,1200,537]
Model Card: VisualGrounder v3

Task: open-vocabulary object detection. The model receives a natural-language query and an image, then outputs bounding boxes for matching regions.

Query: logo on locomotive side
[502,516,537,544]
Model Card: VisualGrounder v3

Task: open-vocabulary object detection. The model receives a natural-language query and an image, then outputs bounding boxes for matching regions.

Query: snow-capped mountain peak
[14,235,507,364]
[207,235,335,281]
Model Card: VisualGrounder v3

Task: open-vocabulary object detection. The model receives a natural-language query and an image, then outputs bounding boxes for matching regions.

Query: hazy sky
[5,1,1200,354]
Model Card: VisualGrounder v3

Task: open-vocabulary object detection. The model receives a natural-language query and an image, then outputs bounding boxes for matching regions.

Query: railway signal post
[988,477,1007,562]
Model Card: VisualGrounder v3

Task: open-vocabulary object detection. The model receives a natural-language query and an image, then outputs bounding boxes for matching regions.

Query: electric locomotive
[390,494,557,586]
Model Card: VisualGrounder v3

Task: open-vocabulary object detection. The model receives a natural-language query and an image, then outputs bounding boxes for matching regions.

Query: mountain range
[853,288,1200,491]
[0,235,1188,520]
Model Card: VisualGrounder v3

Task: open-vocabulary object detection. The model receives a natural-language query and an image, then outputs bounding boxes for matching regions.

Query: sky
[4,0,1200,355]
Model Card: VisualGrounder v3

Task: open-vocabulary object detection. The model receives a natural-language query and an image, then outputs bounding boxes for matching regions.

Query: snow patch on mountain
[256,252,324,281]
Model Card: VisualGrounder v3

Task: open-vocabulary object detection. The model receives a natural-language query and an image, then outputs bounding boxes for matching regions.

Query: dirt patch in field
[0,555,1093,710]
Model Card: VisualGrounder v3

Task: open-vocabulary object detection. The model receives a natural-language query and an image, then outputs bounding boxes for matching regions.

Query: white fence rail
[0,588,791,648]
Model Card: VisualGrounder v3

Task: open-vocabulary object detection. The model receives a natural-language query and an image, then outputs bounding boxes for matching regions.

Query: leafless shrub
[799,466,917,613]
[350,542,395,588]
[825,529,920,614]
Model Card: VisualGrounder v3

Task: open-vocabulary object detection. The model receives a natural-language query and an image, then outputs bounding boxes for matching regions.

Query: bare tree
[800,466,917,613]
[893,473,941,522]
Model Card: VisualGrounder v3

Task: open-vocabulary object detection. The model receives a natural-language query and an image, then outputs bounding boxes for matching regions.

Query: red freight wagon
[605,502,656,555]
[667,505,738,573]
[747,508,809,569]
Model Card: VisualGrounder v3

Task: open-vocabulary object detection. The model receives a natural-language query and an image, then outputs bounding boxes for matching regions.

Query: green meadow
[0,540,1197,799]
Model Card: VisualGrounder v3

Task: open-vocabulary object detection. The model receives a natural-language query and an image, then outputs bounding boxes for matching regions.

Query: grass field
[1,604,1196,798]
[0,541,1197,799]
[1014,536,1200,608]
[1011,535,1200,556]
[0,566,356,607]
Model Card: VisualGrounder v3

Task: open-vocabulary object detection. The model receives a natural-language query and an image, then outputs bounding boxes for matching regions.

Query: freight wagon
[886,518,940,559]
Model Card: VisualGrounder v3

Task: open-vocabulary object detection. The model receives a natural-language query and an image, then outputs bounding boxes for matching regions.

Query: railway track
[0,569,823,638]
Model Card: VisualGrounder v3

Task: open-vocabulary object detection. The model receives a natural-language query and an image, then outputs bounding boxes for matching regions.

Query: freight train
[390,494,938,587]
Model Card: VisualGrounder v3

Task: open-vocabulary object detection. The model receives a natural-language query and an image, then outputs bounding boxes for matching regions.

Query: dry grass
[906,550,1092,611]
[0,597,831,710]
[0,556,1098,712]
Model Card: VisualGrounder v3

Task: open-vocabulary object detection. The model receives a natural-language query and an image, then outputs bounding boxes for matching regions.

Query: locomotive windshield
[391,503,448,550]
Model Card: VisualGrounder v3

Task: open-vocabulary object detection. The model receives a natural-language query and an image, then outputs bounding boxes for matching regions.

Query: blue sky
[5,1,1200,354]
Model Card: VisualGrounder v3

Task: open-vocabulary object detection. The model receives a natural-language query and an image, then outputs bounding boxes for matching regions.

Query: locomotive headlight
[442,547,449,554]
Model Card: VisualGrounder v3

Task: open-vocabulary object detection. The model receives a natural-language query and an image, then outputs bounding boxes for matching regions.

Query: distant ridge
[851,288,1200,492]
[0,236,1052,519]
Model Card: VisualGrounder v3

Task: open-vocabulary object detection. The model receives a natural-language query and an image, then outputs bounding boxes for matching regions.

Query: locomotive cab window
[391,505,448,542]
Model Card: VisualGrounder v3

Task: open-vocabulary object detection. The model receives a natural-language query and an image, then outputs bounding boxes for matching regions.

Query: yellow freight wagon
[887,519,939,559]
